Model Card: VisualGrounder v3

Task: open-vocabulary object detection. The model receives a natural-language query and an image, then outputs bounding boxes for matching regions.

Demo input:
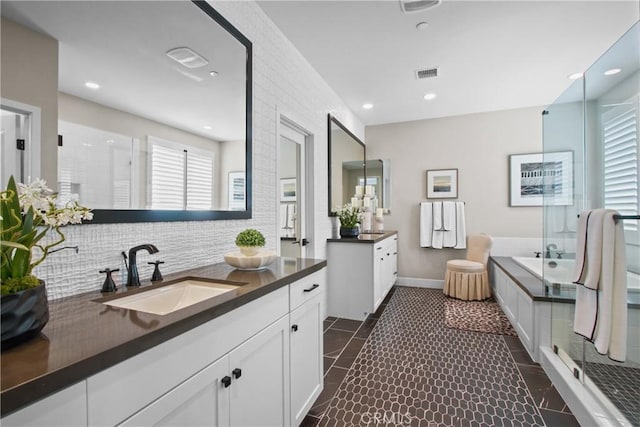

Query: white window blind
[150,143,185,209]
[186,152,213,210]
[149,136,214,210]
[603,102,639,232]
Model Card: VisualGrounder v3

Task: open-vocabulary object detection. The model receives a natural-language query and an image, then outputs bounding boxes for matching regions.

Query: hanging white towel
[419,202,433,247]
[573,209,628,362]
[286,204,296,229]
[454,202,466,249]
[420,201,466,249]
[432,202,444,249]
[279,204,288,229]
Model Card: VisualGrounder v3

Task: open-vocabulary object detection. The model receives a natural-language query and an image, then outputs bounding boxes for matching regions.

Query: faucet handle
[148,261,164,282]
[533,252,541,258]
[100,268,120,293]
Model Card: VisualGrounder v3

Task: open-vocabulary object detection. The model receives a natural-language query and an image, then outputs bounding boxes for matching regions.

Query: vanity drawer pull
[303,284,320,293]
[222,376,232,388]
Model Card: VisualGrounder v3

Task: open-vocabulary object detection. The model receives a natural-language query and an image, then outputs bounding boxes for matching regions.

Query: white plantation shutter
[603,101,639,233]
[186,151,213,210]
[149,136,214,210]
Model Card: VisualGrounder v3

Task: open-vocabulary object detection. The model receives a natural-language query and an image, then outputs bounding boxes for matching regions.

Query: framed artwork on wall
[426,169,458,199]
[280,178,297,202]
[509,151,573,206]
[228,171,246,211]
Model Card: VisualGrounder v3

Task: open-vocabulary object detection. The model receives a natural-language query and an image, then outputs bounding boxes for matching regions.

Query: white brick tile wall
[37,1,364,300]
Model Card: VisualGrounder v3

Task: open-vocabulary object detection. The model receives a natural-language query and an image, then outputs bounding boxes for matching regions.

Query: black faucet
[545,243,558,259]
[126,244,159,287]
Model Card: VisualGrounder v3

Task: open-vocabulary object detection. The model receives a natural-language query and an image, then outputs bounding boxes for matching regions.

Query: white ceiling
[258,0,639,126]
[2,1,247,141]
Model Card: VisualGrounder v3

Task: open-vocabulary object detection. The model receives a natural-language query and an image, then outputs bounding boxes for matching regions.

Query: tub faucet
[545,243,558,259]
[126,244,159,287]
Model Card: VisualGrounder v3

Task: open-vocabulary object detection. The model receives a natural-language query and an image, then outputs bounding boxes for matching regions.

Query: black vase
[1,281,49,350]
[339,226,360,238]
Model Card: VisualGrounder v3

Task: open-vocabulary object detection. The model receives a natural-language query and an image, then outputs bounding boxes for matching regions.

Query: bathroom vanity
[326,231,398,320]
[1,258,325,427]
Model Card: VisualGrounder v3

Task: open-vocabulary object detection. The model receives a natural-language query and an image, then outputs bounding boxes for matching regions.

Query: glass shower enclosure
[543,22,639,426]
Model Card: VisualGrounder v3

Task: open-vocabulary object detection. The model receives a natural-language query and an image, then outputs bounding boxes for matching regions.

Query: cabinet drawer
[290,269,325,311]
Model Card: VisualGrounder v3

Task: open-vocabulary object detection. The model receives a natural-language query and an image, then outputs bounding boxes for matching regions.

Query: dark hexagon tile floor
[317,287,547,426]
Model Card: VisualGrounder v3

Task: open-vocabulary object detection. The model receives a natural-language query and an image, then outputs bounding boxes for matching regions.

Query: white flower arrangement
[1,176,92,295]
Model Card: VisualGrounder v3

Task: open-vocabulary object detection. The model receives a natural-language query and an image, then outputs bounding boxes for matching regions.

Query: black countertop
[1,257,326,416]
[327,230,397,244]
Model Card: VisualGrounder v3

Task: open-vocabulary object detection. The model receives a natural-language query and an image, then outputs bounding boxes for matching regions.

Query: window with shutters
[602,96,639,237]
[148,136,214,210]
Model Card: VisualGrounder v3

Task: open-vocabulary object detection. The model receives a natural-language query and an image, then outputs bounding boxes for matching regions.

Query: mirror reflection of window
[148,136,215,210]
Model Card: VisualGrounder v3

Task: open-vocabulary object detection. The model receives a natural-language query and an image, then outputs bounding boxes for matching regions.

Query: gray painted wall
[365,106,544,280]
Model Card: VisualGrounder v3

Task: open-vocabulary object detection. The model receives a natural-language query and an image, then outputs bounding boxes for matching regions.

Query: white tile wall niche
[36,0,364,300]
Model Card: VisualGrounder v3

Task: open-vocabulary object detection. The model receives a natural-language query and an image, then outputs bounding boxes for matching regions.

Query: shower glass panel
[544,22,639,425]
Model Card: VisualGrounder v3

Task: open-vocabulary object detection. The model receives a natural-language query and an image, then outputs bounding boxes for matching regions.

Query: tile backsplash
[36,0,363,300]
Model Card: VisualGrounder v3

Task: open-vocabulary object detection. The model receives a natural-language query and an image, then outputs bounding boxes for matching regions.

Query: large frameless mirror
[0,0,252,223]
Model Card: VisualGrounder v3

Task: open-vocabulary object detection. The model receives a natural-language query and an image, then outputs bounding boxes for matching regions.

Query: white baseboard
[397,277,444,289]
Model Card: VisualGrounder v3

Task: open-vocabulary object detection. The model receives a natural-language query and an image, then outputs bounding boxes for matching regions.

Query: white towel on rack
[279,204,288,229]
[419,202,433,247]
[420,201,466,249]
[573,209,628,362]
[286,203,296,229]
[454,202,466,249]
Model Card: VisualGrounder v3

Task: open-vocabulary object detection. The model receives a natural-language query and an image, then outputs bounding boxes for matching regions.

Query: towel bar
[576,213,640,222]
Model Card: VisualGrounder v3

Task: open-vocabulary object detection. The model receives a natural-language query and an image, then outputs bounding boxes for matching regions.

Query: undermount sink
[102,279,240,315]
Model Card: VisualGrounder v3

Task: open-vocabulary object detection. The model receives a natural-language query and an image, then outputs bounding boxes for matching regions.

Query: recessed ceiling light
[423,93,437,100]
[362,103,373,110]
[209,71,219,77]
[604,68,621,76]
[85,81,100,90]
[568,72,583,80]
[203,125,212,130]
[416,22,429,31]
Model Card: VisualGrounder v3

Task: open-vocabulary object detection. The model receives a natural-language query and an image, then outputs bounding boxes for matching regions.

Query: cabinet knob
[303,284,320,293]
[222,376,232,388]
[291,324,298,332]
[232,368,242,379]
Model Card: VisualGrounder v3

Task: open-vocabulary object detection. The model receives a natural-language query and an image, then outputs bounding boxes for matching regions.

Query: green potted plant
[235,228,266,256]
[338,204,361,238]
[1,176,92,348]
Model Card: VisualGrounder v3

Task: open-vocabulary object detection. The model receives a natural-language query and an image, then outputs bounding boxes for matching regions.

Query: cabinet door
[2,382,87,427]
[373,244,384,310]
[229,315,290,427]
[290,293,323,426]
[119,356,230,427]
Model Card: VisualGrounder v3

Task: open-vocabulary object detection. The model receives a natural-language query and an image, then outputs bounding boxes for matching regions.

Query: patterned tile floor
[583,362,640,426]
[303,287,579,427]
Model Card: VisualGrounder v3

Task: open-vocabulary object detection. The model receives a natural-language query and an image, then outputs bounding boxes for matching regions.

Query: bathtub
[512,256,640,293]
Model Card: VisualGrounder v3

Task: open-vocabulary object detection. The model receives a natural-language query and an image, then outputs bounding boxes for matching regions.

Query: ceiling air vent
[399,0,442,14]
[415,67,439,80]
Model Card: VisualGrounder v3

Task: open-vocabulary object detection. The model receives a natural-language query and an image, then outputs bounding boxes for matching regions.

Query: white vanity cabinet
[2,265,326,427]
[119,315,291,427]
[289,270,324,426]
[328,232,398,321]
[1,382,87,427]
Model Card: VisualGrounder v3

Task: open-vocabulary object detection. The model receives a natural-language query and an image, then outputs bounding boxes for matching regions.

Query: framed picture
[280,178,297,202]
[228,171,246,211]
[509,151,573,206]
[426,169,458,199]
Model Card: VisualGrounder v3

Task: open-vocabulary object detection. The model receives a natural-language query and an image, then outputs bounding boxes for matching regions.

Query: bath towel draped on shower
[572,209,627,362]
[419,201,466,249]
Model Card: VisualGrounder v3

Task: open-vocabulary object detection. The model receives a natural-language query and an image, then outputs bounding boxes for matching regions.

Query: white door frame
[1,98,41,183]
[276,108,315,258]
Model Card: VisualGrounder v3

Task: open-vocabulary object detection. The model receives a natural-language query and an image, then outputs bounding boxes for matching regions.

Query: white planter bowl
[224,250,276,270]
